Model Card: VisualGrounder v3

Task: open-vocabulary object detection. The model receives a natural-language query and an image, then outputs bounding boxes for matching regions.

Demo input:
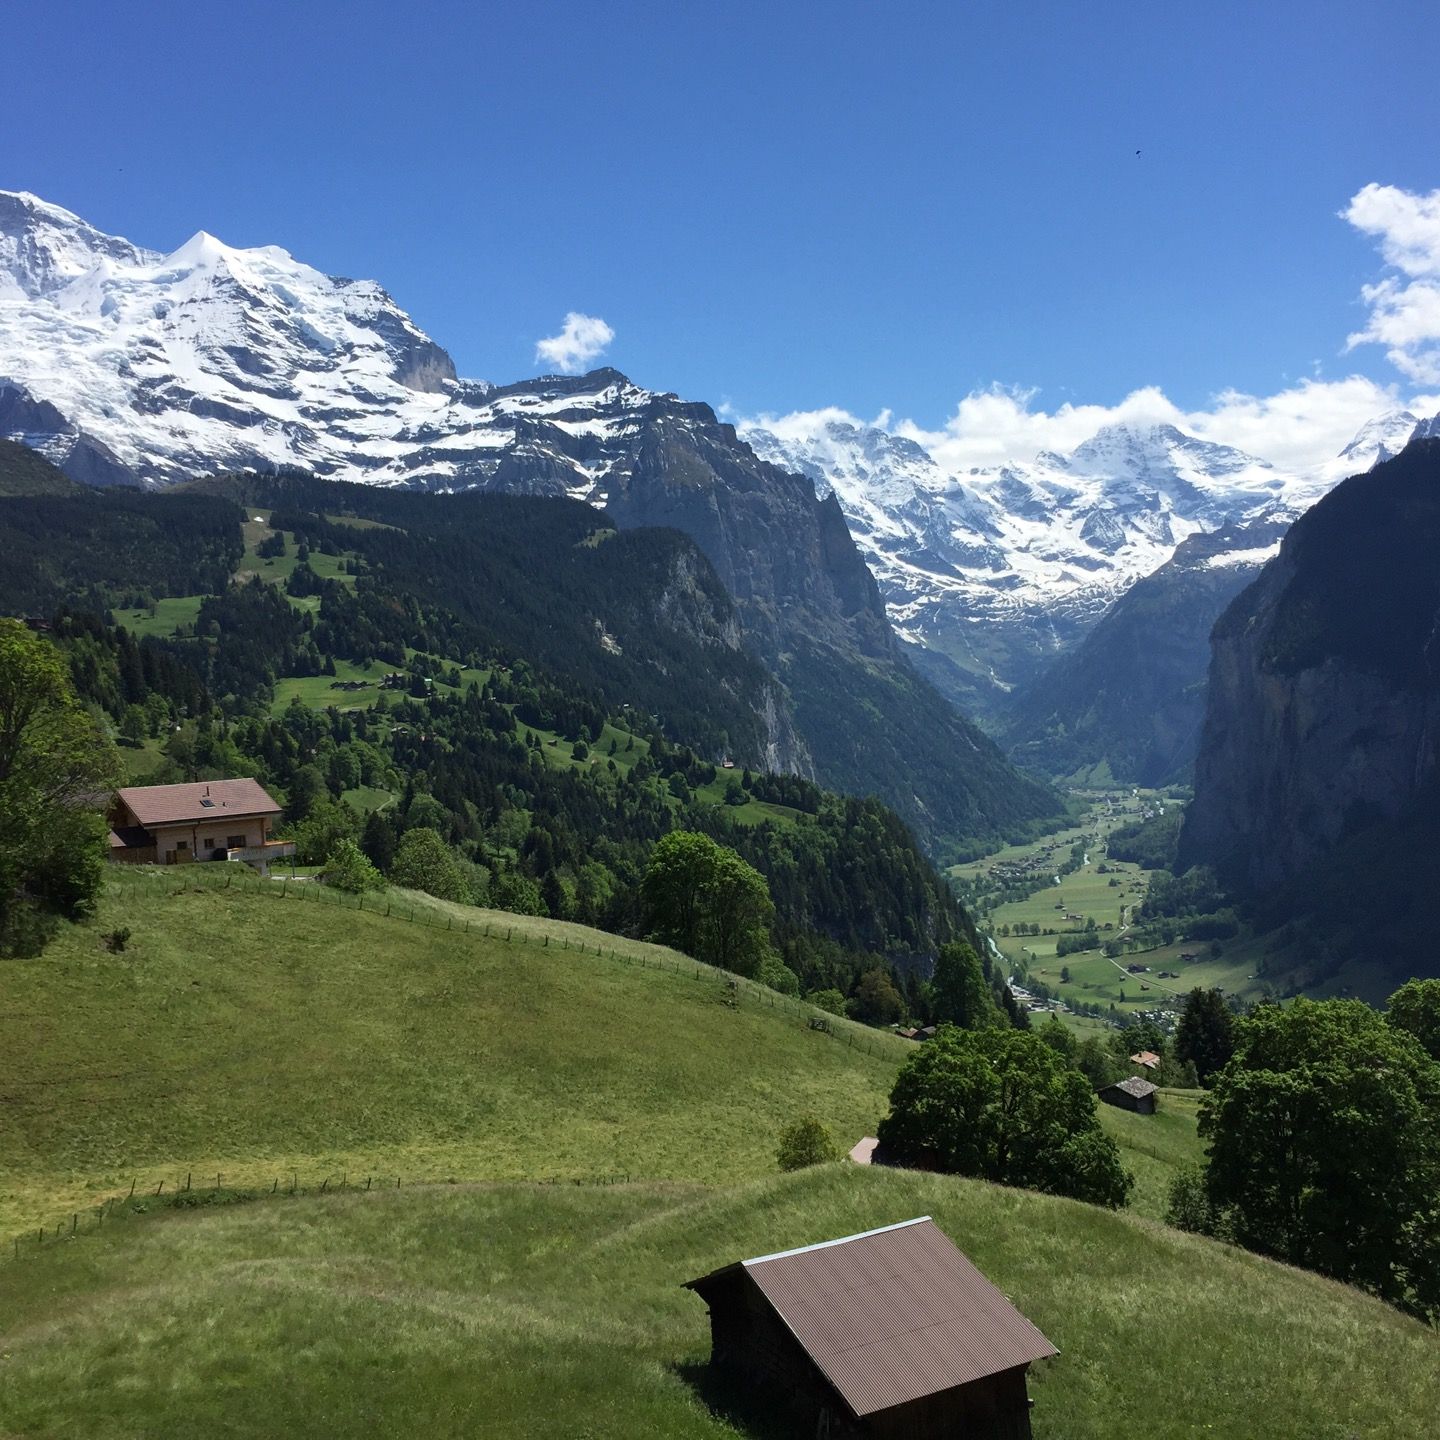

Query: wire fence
[116,863,903,1057]
[6,1168,642,1266]
[7,867,908,1257]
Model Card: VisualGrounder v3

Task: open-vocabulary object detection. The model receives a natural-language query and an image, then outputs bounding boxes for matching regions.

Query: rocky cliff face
[1180,440,1440,891]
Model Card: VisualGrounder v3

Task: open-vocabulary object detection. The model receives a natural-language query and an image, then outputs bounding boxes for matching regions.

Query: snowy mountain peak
[1065,420,1273,485]
[0,192,472,480]
[741,410,1333,715]
[1336,409,1418,465]
[0,190,156,301]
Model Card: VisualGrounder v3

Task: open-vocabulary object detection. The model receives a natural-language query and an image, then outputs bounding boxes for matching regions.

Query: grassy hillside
[2,1165,1434,1439]
[0,870,906,1241]
[0,869,1200,1243]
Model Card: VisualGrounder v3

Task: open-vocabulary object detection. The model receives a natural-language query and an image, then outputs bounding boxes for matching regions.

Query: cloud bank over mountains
[744,183,1440,477]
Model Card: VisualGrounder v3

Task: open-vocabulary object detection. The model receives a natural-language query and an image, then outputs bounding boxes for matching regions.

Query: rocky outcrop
[1180,440,1440,891]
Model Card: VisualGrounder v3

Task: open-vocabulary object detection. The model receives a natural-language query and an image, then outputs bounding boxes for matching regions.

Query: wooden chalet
[685,1216,1057,1439]
[1128,1050,1162,1071]
[1098,1076,1158,1114]
[107,779,294,875]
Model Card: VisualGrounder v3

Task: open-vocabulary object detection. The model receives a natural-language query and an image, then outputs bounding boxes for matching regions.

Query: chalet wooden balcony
[227,841,296,865]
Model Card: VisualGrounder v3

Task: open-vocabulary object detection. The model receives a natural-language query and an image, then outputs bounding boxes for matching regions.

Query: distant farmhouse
[1129,1050,1162,1071]
[1098,1076,1158,1115]
[107,779,293,875]
[685,1216,1056,1438]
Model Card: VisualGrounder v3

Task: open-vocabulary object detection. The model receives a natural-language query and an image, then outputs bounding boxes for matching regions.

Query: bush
[323,839,385,894]
[776,1116,839,1171]
[806,988,847,1017]
[1166,1164,1222,1236]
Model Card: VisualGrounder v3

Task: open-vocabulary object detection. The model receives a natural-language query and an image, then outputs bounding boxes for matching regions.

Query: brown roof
[1129,1050,1162,1069]
[117,779,281,827]
[687,1217,1056,1417]
[1106,1076,1158,1100]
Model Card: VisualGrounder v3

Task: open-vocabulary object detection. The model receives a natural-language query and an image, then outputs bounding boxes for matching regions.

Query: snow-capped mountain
[0,190,1425,724]
[741,412,1418,715]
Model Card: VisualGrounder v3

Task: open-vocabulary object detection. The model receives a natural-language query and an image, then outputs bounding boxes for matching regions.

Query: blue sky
[5,1,1440,465]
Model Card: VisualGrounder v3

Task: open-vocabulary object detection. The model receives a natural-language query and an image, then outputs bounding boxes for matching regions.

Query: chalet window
[227,835,246,849]
[204,837,217,849]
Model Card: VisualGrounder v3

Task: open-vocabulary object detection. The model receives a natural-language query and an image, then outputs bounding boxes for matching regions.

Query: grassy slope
[0,872,907,1241]
[1,1166,1435,1440]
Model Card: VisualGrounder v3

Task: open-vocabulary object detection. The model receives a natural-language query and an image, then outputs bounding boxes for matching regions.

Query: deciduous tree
[877,1025,1133,1207]
[0,619,119,955]
[1200,998,1440,1313]
[641,831,776,978]
[391,826,470,903]
[1175,987,1235,1084]
[1385,978,1440,1063]
[930,940,999,1030]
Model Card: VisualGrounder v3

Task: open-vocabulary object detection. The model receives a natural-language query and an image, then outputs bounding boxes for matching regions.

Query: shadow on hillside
[671,1360,808,1439]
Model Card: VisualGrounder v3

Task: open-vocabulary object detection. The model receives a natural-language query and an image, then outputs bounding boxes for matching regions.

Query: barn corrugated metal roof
[688,1216,1056,1417]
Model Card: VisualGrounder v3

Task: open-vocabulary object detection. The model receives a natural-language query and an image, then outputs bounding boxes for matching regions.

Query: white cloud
[743,374,1404,477]
[535,312,614,374]
[1343,183,1440,385]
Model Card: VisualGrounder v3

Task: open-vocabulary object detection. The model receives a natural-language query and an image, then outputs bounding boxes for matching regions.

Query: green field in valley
[952,790,1265,1025]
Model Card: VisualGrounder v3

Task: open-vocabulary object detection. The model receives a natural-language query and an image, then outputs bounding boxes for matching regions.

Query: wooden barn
[1099,1076,1158,1114]
[684,1216,1057,1439]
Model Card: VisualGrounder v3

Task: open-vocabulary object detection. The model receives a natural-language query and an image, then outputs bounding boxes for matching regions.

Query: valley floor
[951,789,1267,1025]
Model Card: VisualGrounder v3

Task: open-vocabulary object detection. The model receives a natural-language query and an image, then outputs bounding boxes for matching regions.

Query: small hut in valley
[685,1216,1057,1438]
[1099,1076,1159,1114]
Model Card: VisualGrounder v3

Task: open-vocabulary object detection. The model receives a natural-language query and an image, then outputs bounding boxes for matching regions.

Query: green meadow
[1,1165,1433,1440]
[1,871,1433,1438]
[0,871,905,1243]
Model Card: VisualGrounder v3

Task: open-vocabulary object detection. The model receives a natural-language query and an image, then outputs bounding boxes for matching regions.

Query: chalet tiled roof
[117,779,281,827]
[1129,1050,1162,1069]
[687,1217,1056,1417]
[1108,1076,1158,1100]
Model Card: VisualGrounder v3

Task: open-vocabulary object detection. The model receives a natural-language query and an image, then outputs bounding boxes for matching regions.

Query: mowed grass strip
[0,875,900,1240]
[0,1165,1434,1440]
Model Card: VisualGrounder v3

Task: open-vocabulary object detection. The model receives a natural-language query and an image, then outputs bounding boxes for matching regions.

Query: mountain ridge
[0,193,1060,853]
